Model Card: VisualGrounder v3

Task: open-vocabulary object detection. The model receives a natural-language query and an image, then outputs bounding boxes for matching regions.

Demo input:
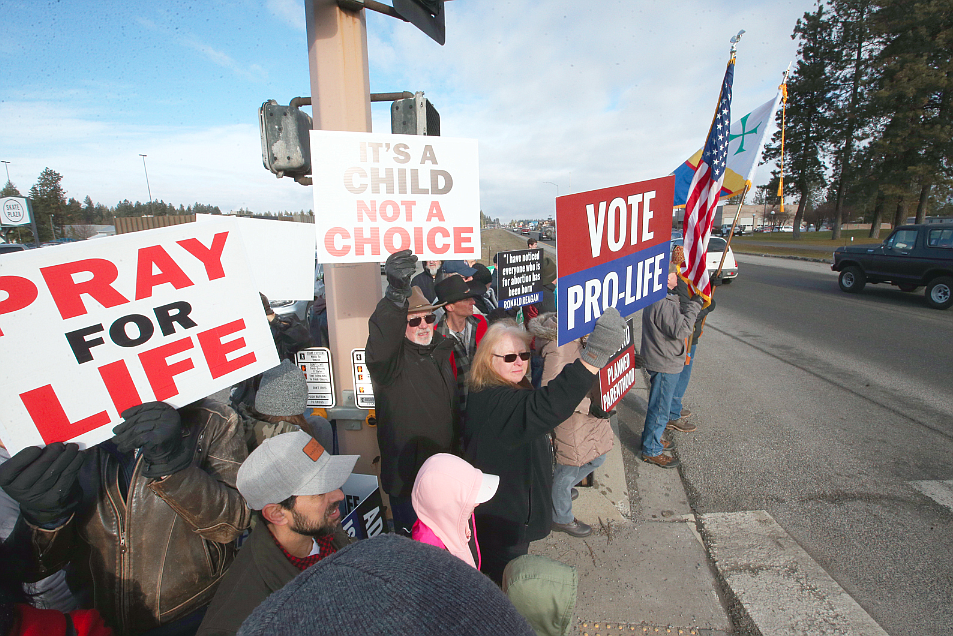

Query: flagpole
[714,183,749,280]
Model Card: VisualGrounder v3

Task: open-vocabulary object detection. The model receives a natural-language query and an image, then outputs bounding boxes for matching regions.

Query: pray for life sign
[555,176,674,345]
[310,130,481,263]
[0,218,279,454]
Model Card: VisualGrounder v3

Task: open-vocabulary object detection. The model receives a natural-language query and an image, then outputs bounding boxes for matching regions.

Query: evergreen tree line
[762,0,953,239]
[1,168,225,243]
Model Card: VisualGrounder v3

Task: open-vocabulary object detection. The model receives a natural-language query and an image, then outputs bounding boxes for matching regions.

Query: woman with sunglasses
[462,308,627,585]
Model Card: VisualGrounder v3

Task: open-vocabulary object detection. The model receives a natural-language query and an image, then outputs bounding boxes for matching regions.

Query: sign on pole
[0,197,32,227]
[351,349,374,409]
[495,248,543,310]
[0,218,279,454]
[555,176,674,345]
[310,130,481,263]
[598,318,637,413]
[296,347,335,408]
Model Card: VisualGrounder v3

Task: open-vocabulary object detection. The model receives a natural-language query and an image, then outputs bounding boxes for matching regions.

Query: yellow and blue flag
[672,93,781,207]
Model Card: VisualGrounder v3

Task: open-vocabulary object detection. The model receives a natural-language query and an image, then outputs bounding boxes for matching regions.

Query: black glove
[690,295,705,307]
[0,443,85,525]
[384,249,417,305]
[580,307,627,368]
[588,402,616,420]
[633,353,646,369]
[706,298,716,313]
[710,274,723,287]
[114,402,192,478]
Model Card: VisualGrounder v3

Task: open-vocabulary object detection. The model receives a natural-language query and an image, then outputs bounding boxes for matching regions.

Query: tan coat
[532,315,614,467]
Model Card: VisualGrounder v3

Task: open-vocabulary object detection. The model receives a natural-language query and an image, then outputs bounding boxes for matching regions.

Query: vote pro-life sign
[310,130,481,263]
[556,176,674,344]
[0,219,279,454]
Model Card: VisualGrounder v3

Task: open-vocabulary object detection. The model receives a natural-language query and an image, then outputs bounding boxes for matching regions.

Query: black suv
[831,223,953,309]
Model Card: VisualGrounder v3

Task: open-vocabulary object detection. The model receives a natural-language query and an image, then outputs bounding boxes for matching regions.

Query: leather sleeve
[17,514,76,582]
[150,402,251,543]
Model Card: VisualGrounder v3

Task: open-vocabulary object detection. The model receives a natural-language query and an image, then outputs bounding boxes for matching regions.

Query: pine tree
[28,168,67,242]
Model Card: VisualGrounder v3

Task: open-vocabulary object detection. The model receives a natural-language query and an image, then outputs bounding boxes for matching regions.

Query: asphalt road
[675,254,953,635]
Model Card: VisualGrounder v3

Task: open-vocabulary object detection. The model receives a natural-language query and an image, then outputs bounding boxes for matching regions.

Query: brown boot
[661,438,674,451]
[666,418,697,433]
[641,452,681,469]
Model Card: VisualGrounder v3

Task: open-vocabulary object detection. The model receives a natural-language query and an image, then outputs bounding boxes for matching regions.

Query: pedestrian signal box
[259,100,312,179]
[391,92,440,136]
[392,0,445,45]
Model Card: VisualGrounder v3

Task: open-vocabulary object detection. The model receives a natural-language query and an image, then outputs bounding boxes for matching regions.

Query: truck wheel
[838,266,866,293]
[925,276,953,309]
[897,283,919,292]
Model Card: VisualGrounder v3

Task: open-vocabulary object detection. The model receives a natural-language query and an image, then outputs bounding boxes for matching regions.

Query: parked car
[0,243,27,255]
[831,223,953,309]
[670,237,738,284]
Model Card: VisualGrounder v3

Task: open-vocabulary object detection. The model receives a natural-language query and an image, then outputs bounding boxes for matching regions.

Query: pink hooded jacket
[411,454,484,569]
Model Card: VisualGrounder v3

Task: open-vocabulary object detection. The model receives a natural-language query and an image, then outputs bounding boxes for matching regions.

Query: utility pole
[305,0,382,472]
[139,154,154,215]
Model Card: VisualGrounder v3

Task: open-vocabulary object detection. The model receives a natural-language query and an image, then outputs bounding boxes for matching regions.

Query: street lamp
[543,181,559,197]
[1,161,10,184]
[139,154,154,215]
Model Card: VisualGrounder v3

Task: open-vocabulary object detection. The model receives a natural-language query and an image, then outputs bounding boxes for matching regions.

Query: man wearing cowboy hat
[434,273,490,421]
[366,249,458,536]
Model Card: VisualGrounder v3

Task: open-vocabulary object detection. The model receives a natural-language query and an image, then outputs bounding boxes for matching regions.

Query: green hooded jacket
[503,555,578,636]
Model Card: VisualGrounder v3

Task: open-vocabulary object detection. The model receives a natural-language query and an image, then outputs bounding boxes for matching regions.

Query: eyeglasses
[407,314,437,327]
[493,352,531,363]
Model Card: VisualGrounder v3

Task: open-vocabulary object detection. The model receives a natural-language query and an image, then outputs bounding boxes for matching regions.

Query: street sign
[296,347,335,408]
[351,348,374,409]
[0,197,31,227]
[555,176,674,345]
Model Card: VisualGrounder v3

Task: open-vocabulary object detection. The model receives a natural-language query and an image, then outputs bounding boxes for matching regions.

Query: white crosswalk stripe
[910,480,953,513]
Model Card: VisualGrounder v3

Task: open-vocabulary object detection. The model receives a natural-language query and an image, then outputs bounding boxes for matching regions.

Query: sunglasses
[493,352,531,363]
[407,314,437,327]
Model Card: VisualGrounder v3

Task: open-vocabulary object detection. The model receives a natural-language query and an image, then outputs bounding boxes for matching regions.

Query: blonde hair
[468,319,533,392]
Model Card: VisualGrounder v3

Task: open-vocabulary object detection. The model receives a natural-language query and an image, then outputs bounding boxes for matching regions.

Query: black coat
[463,360,596,544]
[366,297,458,497]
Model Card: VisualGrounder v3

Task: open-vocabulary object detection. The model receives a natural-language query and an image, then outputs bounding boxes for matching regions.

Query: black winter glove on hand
[114,402,192,478]
[384,249,418,306]
[633,353,646,369]
[0,443,85,526]
[580,307,627,368]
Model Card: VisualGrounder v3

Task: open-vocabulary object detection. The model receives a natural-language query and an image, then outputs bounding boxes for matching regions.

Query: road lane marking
[910,480,953,513]
[700,510,889,636]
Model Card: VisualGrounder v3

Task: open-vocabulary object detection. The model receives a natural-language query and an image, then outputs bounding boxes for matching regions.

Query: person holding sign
[462,308,627,584]
[0,400,251,636]
[366,250,457,537]
[530,313,617,538]
[639,264,704,469]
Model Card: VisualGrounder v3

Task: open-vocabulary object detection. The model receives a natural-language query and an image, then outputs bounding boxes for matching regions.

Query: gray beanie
[237,534,535,636]
[255,359,307,416]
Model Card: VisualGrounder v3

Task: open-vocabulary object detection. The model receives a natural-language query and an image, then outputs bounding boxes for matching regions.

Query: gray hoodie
[640,292,702,374]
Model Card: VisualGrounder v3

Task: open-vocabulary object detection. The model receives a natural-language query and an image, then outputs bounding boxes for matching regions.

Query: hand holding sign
[384,249,417,305]
[580,307,627,369]
[113,402,191,478]
[0,442,86,525]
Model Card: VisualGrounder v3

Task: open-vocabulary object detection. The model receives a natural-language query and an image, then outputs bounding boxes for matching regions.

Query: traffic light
[259,100,313,179]
[392,0,445,45]
[391,92,440,136]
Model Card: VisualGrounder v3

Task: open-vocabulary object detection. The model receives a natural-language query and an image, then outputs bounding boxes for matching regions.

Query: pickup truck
[831,223,953,309]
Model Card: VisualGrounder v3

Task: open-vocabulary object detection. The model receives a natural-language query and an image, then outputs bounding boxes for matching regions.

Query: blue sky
[1,0,814,221]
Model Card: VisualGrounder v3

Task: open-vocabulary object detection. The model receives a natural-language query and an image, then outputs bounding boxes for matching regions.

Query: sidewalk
[529,319,732,635]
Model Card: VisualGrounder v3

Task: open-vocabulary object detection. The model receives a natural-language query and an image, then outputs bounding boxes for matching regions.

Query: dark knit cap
[255,359,307,416]
[237,534,534,636]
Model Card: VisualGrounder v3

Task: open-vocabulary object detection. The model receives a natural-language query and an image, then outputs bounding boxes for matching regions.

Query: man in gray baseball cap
[197,432,359,636]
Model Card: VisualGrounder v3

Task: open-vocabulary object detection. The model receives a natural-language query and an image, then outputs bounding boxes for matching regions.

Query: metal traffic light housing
[391,92,440,136]
[259,100,313,179]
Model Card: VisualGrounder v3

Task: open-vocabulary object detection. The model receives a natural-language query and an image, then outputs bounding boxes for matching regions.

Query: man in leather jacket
[0,399,251,636]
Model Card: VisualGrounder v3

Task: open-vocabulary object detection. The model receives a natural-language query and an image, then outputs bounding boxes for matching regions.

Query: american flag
[682,60,734,302]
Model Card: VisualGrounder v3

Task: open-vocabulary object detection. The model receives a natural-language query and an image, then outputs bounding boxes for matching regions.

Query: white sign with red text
[310,130,481,263]
[0,218,279,454]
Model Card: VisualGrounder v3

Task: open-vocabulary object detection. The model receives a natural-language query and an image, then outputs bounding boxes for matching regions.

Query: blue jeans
[669,343,697,420]
[642,370,680,457]
[551,455,607,524]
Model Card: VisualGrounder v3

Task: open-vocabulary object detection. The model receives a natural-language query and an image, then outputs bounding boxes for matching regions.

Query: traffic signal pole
[305,0,383,473]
